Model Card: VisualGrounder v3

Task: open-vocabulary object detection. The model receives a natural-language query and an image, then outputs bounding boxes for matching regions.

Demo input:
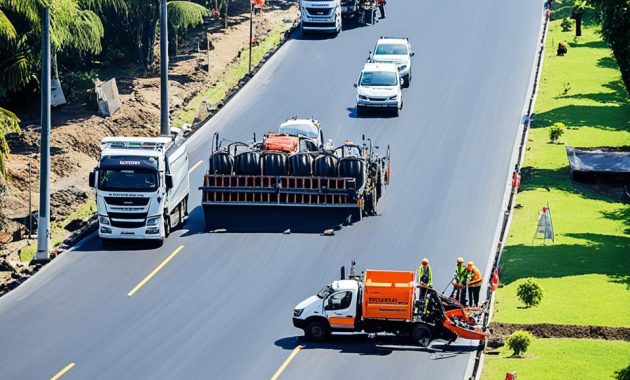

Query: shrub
[505,330,533,357]
[548,122,565,143]
[561,17,573,32]
[616,364,630,380]
[557,41,568,56]
[516,279,544,307]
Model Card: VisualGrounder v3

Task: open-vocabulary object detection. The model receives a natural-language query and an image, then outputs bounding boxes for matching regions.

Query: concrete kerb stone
[466,6,550,380]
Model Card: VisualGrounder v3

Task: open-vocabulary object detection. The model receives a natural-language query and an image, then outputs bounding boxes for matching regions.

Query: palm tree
[168,1,211,55]
[0,107,20,176]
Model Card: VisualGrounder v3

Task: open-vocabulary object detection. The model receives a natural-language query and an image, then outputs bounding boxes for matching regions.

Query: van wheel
[305,320,329,341]
[412,324,432,347]
[183,195,189,217]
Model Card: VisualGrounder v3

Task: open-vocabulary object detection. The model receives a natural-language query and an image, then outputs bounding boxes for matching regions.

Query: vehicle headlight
[293,309,304,317]
[358,95,368,100]
[146,216,161,226]
[388,95,398,100]
[99,216,110,226]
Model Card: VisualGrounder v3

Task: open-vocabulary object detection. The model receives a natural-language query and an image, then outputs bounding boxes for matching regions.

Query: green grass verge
[482,338,630,380]
[492,14,630,327]
[172,22,292,129]
[19,200,96,262]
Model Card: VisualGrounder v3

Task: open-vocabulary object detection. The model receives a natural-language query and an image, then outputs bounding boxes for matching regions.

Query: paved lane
[0,0,543,379]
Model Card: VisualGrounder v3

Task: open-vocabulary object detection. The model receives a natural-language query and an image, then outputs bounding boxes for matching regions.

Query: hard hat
[422,258,429,265]
[456,257,464,263]
[466,262,474,270]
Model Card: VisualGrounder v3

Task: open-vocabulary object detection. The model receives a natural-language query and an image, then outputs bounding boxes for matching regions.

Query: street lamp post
[35,5,51,262]
[249,0,253,73]
[160,0,170,136]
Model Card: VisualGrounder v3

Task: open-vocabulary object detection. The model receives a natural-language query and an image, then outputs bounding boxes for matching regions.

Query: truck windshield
[360,71,397,87]
[317,285,334,299]
[98,169,158,192]
[375,43,408,55]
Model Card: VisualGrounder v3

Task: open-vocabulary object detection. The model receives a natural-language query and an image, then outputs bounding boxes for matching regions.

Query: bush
[557,41,568,56]
[505,330,533,357]
[516,279,544,307]
[561,17,573,32]
[616,364,630,380]
[548,122,566,143]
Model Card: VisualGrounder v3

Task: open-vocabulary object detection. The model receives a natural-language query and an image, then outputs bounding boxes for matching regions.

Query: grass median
[484,7,630,379]
[482,338,630,379]
[491,14,630,327]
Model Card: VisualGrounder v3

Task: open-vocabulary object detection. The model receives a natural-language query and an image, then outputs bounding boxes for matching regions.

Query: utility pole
[35,5,51,262]
[28,160,32,239]
[160,0,170,136]
[249,0,253,73]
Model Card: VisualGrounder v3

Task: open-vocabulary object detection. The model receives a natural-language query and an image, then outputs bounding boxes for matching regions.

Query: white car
[371,37,414,87]
[279,117,324,150]
[355,62,403,116]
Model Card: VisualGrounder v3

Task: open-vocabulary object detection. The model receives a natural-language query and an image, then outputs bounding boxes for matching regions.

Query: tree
[168,1,211,55]
[505,331,533,357]
[0,107,20,176]
[570,0,591,37]
[516,279,544,308]
[590,0,630,95]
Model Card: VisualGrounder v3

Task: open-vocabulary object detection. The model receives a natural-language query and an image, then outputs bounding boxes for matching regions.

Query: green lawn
[482,338,630,380]
[492,14,630,327]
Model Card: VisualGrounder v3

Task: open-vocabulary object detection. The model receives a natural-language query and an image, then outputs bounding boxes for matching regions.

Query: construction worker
[377,0,386,19]
[451,257,468,304]
[466,262,483,307]
[417,258,432,301]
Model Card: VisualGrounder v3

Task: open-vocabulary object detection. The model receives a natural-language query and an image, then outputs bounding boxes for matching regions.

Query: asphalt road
[0,1,543,379]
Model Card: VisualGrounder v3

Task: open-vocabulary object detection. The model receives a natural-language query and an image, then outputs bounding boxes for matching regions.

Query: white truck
[89,135,190,247]
[300,0,342,34]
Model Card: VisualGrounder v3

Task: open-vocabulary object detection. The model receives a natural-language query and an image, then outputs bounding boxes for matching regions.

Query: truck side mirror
[88,171,96,188]
[165,174,174,189]
[410,52,415,57]
[353,83,357,88]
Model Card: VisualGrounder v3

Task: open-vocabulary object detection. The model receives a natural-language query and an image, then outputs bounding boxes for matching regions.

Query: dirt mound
[490,322,630,341]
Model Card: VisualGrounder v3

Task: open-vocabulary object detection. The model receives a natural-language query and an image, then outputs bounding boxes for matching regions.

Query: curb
[468,6,551,380]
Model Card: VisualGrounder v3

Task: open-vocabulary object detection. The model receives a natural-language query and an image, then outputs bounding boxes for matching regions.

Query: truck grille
[108,212,148,220]
[104,197,150,206]
[306,7,333,16]
[110,220,146,229]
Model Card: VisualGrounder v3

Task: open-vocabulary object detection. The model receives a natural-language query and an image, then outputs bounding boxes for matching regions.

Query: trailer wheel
[412,324,432,348]
[364,186,377,216]
[305,320,329,342]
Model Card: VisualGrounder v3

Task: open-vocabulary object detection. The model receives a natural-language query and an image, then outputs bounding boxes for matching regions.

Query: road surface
[0,0,543,379]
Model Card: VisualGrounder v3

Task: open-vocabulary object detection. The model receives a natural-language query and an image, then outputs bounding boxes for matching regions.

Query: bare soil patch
[490,322,630,342]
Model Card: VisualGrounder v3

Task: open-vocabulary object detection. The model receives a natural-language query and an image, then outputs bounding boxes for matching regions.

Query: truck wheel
[183,195,189,217]
[412,324,432,348]
[365,186,377,216]
[305,320,329,341]
[164,214,171,238]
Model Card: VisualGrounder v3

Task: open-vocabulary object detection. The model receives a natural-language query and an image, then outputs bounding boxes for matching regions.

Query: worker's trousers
[468,286,481,307]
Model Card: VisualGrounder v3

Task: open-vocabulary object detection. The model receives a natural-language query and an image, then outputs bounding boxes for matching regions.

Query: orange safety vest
[468,267,483,287]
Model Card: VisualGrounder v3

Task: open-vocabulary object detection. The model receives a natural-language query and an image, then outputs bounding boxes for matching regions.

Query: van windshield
[360,71,397,87]
[317,285,334,299]
[375,43,408,55]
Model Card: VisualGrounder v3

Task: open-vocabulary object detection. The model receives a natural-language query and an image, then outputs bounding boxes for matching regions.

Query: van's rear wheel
[305,320,329,341]
[164,214,171,238]
[412,324,432,347]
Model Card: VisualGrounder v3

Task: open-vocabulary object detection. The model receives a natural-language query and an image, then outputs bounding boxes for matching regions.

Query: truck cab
[300,0,342,34]
[89,136,190,246]
[293,279,360,340]
[278,117,324,151]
